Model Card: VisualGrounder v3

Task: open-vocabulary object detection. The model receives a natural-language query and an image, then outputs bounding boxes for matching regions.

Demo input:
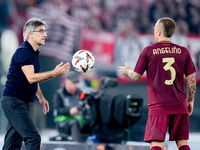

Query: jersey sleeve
[15,48,33,67]
[184,50,196,76]
[134,47,148,75]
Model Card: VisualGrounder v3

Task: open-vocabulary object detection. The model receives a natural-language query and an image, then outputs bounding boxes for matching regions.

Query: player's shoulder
[171,42,190,54]
[142,43,156,51]
[171,42,187,49]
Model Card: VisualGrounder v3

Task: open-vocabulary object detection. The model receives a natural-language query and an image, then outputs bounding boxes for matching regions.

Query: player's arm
[119,63,142,80]
[36,84,49,114]
[187,73,196,115]
[22,62,70,84]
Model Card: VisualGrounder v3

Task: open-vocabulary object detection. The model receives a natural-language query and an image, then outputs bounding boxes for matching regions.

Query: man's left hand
[39,98,50,114]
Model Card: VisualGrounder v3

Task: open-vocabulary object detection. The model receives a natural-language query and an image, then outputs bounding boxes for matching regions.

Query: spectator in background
[115,18,142,76]
[52,71,90,142]
[7,0,35,44]
[138,11,153,33]
[149,0,167,23]
[176,4,188,22]
[4,0,200,40]
[0,0,9,32]
[188,7,200,34]
[171,19,190,49]
[88,18,102,31]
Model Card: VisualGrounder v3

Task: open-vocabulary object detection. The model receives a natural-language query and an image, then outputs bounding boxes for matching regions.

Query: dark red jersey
[134,42,196,116]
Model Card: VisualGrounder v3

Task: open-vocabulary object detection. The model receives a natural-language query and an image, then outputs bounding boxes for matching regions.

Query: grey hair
[23,17,47,41]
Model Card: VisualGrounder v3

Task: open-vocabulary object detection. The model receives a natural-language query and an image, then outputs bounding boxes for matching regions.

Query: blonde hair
[158,17,176,38]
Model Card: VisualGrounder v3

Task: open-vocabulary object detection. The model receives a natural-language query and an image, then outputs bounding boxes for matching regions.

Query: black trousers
[1,96,41,150]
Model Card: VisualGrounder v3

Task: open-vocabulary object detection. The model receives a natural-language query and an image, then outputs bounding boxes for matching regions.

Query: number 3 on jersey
[162,57,176,85]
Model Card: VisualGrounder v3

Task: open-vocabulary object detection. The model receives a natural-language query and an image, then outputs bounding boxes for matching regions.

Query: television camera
[76,77,143,143]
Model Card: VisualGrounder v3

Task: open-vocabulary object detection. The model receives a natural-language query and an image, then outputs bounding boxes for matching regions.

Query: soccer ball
[72,50,95,73]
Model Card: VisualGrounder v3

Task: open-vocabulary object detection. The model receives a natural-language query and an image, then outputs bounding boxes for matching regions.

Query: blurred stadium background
[0,0,200,149]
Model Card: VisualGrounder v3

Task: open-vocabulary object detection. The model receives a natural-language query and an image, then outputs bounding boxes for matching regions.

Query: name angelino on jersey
[153,46,181,55]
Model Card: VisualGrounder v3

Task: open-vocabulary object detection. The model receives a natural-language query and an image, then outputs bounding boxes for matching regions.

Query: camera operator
[52,71,89,142]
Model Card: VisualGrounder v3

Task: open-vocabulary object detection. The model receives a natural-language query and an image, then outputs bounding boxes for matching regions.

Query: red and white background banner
[80,28,116,66]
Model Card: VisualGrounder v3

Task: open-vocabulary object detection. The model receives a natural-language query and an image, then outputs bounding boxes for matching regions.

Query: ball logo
[74,56,83,65]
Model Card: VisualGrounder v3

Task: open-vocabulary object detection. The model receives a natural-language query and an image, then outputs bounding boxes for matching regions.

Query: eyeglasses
[33,29,47,34]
